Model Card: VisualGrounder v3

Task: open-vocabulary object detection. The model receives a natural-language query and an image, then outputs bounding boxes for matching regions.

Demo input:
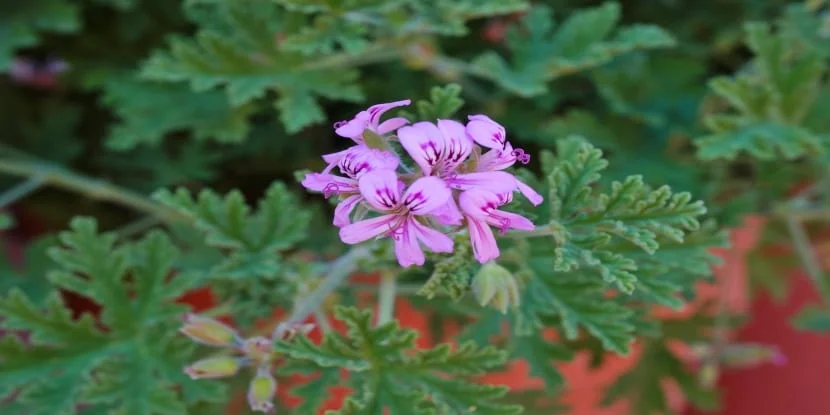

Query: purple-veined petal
[334,114,370,140]
[377,117,410,135]
[448,171,517,194]
[321,148,353,174]
[466,114,507,150]
[467,216,499,263]
[484,210,535,232]
[333,195,362,227]
[398,122,444,175]
[430,197,464,226]
[458,189,497,219]
[358,169,402,211]
[437,119,473,170]
[516,178,544,206]
[339,214,396,244]
[393,220,425,267]
[301,173,357,196]
[411,220,454,253]
[338,146,399,178]
[367,99,411,127]
[477,144,516,171]
[402,176,451,214]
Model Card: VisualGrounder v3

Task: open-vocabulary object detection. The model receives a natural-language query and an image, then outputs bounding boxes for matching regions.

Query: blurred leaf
[792,304,830,332]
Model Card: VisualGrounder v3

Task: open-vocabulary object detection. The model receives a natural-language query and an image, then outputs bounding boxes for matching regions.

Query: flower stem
[0,174,45,209]
[0,157,182,221]
[785,215,830,303]
[377,272,397,326]
[287,246,371,324]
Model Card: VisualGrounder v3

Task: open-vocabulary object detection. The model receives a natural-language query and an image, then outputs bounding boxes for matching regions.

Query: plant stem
[313,308,333,333]
[376,272,396,326]
[0,158,182,221]
[0,174,45,209]
[287,246,371,324]
[785,215,830,303]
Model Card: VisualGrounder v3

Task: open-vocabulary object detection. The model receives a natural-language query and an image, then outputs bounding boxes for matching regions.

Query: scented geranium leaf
[278,360,343,414]
[696,21,826,161]
[277,306,522,415]
[406,0,529,36]
[103,76,255,150]
[417,235,479,300]
[0,218,222,415]
[470,3,676,96]
[401,84,465,122]
[0,1,80,70]
[281,15,370,56]
[0,235,58,305]
[141,0,363,133]
[153,181,311,279]
[536,136,707,293]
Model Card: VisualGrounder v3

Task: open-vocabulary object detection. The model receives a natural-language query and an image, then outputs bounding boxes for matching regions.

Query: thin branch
[376,272,397,326]
[785,215,830,303]
[0,174,46,209]
[286,246,372,324]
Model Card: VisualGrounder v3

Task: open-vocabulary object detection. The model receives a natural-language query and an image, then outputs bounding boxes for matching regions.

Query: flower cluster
[179,314,314,413]
[302,100,543,267]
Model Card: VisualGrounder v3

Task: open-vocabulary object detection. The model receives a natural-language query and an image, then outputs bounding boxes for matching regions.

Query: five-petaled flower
[301,99,543,267]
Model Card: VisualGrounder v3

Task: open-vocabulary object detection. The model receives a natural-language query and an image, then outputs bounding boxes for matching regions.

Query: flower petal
[377,117,410,135]
[367,99,411,126]
[321,148,352,174]
[402,176,451,214]
[477,143,516,171]
[485,210,535,232]
[467,217,499,263]
[516,178,544,206]
[339,214,396,244]
[393,220,425,267]
[301,173,357,195]
[458,189,495,219]
[358,170,402,211]
[411,220,454,253]
[397,122,444,175]
[338,146,399,178]
[448,171,517,194]
[437,119,473,170]
[430,197,464,226]
[466,114,507,150]
[335,112,370,140]
[333,195,362,227]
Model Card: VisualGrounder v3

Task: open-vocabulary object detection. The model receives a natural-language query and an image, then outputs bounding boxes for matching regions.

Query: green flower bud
[247,366,277,413]
[179,313,241,347]
[184,356,243,379]
[472,262,521,314]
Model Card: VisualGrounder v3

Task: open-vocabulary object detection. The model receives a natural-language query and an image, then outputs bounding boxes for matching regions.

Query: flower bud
[272,322,315,342]
[247,367,277,413]
[180,313,241,347]
[472,262,521,314]
[184,356,243,379]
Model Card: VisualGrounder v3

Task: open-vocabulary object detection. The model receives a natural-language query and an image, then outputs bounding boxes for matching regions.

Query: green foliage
[276,306,522,415]
[402,83,465,121]
[0,1,80,70]
[0,218,224,415]
[791,304,830,332]
[470,3,676,97]
[696,15,828,161]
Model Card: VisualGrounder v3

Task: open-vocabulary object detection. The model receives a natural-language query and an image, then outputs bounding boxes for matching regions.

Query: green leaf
[103,76,255,150]
[791,304,830,332]
[0,1,80,70]
[0,235,58,305]
[141,0,363,133]
[277,306,522,415]
[470,3,676,96]
[417,235,479,300]
[153,181,311,279]
[0,218,223,415]
[406,0,529,36]
[695,21,826,161]
[401,84,465,122]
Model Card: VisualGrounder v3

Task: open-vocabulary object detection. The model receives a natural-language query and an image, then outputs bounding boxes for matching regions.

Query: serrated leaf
[401,84,465,122]
[278,306,522,415]
[0,1,80,70]
[470,3,676,96]
[0,218,223,415]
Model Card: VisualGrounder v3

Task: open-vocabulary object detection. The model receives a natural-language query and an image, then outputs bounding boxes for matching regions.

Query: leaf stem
[0,157,182,221]
[785,215,830,303]
[376,272,397,326]
[0,174,46,209]
[286,246,371,324]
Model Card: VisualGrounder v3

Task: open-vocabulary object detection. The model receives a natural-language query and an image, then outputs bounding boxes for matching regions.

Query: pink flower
[334,99,412,141]
[339,170,454,267]
[475,142,544,206]
[302,146,398,226]
[459,189,535,263]
[466,114,507,150]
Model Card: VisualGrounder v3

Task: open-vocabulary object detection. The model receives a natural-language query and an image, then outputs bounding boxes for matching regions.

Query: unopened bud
[247,366,277,413]
[184,356,243,379]
[472,262,521,314]
[272,322,315,342]
[180,313,241,347]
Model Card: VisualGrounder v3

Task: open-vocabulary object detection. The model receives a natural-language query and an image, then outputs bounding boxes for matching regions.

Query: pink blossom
[333,99,412,142]
[339,170,454,267]
[459,189,535,263]
[302,146,398,226]
[466,114,507,150]
[475,142,544,206]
